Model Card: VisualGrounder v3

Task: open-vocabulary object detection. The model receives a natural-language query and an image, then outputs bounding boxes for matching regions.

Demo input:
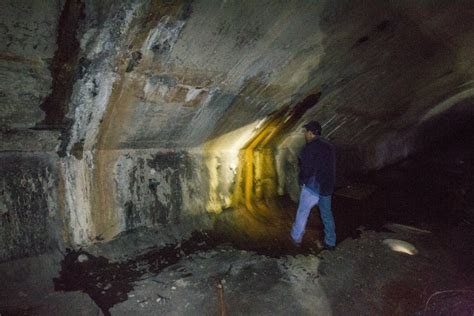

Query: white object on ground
[383,239,418,255]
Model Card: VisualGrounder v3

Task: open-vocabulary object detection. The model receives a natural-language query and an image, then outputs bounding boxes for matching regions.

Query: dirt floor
[1,140,474,315]
[1,220,472,315]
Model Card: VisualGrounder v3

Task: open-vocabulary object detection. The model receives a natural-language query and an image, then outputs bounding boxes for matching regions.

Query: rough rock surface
[1,222,472,315]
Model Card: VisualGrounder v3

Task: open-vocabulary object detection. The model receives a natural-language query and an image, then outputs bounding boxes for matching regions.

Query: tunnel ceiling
[0,0,473,160]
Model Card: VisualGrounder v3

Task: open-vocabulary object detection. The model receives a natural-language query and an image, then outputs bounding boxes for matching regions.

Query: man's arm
[327,143,336,191]
[298,145,314,185]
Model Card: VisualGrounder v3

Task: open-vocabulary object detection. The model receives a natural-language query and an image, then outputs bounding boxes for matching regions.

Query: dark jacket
[298,137,336,196]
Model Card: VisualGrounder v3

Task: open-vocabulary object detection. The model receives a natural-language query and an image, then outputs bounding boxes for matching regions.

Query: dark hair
[303,120,322,135]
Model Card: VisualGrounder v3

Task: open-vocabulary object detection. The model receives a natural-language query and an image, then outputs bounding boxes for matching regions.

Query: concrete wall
[0,153,63,262]
[0,0,63,129]
[0,1,64,261]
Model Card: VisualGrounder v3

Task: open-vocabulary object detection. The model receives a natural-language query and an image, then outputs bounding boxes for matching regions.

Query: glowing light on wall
[203,89,321,225]
[202,120,265,213]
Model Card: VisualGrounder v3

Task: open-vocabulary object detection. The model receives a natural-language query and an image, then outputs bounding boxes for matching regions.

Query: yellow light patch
[202,90,321,239]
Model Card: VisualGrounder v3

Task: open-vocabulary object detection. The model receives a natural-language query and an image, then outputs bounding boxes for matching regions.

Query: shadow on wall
[414,98,474,153]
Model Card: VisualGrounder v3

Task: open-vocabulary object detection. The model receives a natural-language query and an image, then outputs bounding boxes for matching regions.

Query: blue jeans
[291,186,336,246]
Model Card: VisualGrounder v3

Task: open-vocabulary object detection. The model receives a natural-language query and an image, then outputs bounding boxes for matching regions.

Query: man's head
[303,120,322,142]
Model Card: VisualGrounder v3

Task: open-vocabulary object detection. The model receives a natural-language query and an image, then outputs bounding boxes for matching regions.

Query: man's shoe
[290,238,302,248]
[322,243,336,251]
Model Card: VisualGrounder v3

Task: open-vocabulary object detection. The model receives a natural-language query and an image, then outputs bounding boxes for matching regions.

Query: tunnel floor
[2,139,474,315]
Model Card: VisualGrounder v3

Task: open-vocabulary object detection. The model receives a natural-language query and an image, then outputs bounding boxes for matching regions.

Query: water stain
[54,231,218,315]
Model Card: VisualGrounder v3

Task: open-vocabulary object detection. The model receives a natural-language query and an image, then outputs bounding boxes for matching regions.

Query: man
[291,120,336,250]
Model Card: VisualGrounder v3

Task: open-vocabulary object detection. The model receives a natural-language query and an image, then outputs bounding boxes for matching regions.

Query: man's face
[304,129,314,142]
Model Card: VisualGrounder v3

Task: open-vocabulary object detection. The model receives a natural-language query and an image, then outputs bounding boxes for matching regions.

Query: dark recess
[294,92,321,116]
[353,20,392,47]
[125,51,142,73]
[376,20,391,32]
[37,0,84,128]
[356,35,369,45]
[71,140,84,160]
[35,0,85,157]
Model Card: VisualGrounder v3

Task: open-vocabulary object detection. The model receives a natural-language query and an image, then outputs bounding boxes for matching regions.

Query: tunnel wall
[0,153,63,262]
[0,1,64,261]
[0,0,63,129]
[59,150,233,246]
[90,150,215,243]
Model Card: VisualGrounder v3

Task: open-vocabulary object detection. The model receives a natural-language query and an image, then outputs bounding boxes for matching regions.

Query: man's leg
[319,195,336,247]
[291,187,319,244]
